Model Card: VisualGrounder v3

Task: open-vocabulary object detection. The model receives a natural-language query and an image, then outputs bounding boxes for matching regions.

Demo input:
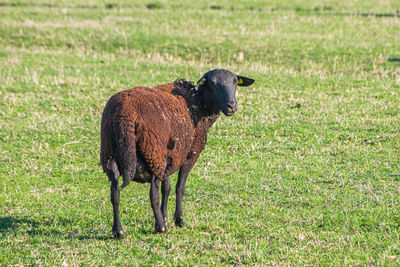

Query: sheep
[100,69,255,237]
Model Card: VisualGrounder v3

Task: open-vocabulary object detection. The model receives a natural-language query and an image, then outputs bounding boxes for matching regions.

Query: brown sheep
[100,69,255,237]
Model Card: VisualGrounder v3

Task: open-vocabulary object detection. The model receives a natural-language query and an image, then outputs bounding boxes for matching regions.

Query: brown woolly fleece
[100,81,219,187]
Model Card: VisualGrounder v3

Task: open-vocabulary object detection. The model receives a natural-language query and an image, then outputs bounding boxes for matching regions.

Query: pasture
[1,0,399,265]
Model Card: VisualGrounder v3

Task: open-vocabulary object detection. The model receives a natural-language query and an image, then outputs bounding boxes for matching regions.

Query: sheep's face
[196,69,255,116]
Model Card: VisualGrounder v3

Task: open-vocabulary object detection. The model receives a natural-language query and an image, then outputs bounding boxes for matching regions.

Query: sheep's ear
[237,75,255,87]
[195,77,207,90]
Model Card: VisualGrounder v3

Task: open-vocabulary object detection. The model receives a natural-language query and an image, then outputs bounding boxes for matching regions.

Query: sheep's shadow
[0,216,24,232]
[75,233,115,241]
[0,216,114,240]
[0,216,69,237]
[0,216,158,241]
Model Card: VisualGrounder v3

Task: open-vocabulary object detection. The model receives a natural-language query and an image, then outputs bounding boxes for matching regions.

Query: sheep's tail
[100,116,137,189]
[113,120,137,189]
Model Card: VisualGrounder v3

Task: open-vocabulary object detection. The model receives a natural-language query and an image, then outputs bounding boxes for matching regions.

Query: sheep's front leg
[161,177,171,228]
[150,175,167,233]
[174,165,191,227]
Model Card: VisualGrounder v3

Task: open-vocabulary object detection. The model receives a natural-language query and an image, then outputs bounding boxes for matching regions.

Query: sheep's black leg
[150,175,167,233]
[161,177,171,227]
[108,160,124,238]
[174,165,191,227]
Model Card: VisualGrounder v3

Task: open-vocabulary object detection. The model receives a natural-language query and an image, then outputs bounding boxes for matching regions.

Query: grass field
[1,0,400,265]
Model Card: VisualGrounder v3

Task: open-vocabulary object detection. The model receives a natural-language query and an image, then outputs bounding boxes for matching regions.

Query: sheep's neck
[190,93,220,130]
[196,112,219,131]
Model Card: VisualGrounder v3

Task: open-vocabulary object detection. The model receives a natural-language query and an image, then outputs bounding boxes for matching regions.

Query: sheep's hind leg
[150,175,167,233]
[161,177,171,229]
[108,160,124,238]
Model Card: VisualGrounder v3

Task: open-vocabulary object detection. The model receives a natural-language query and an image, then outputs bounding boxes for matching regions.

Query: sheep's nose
[223,100,237,116]
[226,100,237,115]
[227,100,237,110]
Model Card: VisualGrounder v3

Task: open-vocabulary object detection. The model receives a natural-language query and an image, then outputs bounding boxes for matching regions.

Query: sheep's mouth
[222,109,236,116]
[221,103,237,116]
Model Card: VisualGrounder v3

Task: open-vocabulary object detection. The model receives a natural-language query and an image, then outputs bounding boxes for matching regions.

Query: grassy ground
[1,0,399,265]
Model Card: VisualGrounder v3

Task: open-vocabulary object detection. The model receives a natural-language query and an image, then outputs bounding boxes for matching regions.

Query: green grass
[1,0,400,265]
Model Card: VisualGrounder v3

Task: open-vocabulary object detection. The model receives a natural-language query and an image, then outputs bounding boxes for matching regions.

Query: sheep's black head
[195,69,255,116]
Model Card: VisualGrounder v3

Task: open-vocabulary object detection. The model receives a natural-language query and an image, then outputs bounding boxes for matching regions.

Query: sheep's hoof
[112,229,125,239]
[155,224,168,234]
[174,216,185,227]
